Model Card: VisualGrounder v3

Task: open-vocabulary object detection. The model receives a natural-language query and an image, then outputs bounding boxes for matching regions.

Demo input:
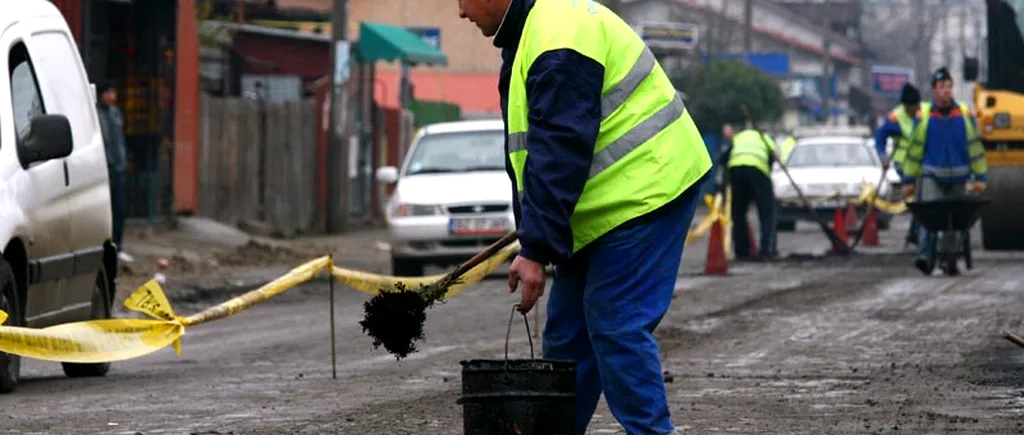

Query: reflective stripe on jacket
[903,101,987,183]
[728,129,773,176]
[506,0,712,254]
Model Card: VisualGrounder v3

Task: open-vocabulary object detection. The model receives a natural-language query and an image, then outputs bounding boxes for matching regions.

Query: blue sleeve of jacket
[873,117,901,159]
[517,49,604,265]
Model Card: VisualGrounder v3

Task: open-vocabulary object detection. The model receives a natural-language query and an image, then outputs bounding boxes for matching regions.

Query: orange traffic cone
[705,220,728,275]
[845,202,858,235]
[747,224,759,258]
[862,208,880,247]
[829,207,849,254]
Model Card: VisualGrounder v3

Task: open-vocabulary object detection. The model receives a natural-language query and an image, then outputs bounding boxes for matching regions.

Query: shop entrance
[83,0,177,222]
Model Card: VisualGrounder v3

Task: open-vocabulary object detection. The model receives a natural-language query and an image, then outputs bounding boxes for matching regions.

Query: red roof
[373,69,500,114]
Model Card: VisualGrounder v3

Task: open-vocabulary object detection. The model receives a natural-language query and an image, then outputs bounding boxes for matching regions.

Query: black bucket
[458,306,577,435]
[906,195,990,233]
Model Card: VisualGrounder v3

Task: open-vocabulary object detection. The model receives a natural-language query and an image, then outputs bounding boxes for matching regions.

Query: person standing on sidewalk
[96,83,133,263]
[458,0,712,433]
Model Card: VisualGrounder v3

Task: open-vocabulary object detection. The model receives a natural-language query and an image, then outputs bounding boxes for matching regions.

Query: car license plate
[817,198,845,209]
[449,217,509,235]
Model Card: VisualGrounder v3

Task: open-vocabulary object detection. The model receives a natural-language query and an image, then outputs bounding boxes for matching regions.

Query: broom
[360,231,520,359]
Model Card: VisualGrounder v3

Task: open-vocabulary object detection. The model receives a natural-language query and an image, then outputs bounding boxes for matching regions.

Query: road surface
[7,216,1024,434]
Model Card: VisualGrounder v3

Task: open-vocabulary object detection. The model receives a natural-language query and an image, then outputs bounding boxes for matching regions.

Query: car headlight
[392,203,444,217]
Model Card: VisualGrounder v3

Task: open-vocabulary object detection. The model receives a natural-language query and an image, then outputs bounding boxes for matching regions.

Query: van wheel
[0,259,21,394]
[62,269,112,378]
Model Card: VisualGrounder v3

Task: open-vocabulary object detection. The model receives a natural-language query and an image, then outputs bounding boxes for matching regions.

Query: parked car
[376,119,514,276]
[0,0,120,393]
[773,135,900,231]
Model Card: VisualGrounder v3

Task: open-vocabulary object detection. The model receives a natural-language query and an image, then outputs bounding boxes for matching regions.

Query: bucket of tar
[457,305,577,435]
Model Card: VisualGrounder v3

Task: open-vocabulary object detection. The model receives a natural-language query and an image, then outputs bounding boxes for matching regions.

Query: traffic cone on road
[747,224,759,258]
[705,221,728,276]
[829,207,849,254]
[845,202,858,235]
[862,208,880,247]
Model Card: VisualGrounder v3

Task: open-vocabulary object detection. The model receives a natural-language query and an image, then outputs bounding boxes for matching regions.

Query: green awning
[358,22,448,66]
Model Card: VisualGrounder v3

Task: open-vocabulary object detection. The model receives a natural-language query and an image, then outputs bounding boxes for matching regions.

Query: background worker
[718,126,778,261]
[459,0,712,433]
[874,83,923,246]
[778,133,796,163]
[901,67,987,275]
[96,83,133,264]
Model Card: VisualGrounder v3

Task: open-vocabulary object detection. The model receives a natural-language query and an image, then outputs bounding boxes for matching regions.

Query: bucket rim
[459,358,577,366]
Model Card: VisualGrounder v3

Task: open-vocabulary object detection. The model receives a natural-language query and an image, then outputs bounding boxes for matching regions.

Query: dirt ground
[7,216,1024,434]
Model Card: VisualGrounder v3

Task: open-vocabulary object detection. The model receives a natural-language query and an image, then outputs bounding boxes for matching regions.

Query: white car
[376,120,515,276]
[773,135,900,231]
[0,0,120,393]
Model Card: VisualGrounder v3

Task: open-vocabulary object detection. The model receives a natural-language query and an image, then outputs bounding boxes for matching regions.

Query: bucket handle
[505,304,535,361]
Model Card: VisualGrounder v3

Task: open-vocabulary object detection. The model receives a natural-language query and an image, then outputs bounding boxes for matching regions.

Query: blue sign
[871,65,913,95]
[407,27,441,50]
[638,22,698,51]
[706,52,790,77]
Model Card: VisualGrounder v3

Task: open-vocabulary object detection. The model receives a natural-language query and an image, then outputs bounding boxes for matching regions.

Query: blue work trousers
[542,185,699,435]
[894,163,920,242]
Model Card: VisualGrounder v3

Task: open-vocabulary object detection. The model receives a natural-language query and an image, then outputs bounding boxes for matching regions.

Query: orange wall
[373,69,500,115]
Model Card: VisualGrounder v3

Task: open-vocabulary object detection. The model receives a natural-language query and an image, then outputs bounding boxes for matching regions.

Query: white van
[0,0,119,393]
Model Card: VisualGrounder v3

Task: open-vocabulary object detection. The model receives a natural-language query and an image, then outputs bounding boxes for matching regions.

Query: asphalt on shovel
[740,105,850,255]
[360,231,520,359]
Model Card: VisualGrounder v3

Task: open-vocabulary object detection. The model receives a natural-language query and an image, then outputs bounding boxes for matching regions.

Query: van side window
[9,42,45,147]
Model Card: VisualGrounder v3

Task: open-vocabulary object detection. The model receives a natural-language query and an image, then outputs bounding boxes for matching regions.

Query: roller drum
[980,166,1024,250]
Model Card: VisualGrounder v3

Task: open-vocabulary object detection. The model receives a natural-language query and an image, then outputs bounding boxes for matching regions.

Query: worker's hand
[967,181,986,193]
[881,160,890,171]
[508,255,546,314]
[901,184,916,199]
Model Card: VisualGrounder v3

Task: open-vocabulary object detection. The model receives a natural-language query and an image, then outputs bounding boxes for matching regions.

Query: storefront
[50,0,200,221]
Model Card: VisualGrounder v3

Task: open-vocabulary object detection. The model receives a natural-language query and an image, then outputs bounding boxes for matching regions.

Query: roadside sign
[407,27,441,50]
[871,65,913,95]
[637,22,698,51]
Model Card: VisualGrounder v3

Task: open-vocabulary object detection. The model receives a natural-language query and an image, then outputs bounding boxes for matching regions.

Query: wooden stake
[329,254,337,380]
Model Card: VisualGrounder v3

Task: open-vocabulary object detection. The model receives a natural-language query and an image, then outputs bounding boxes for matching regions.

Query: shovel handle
[445,231,519,283]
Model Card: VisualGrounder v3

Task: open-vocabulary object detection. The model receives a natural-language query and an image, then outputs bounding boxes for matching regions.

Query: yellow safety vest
[506,0,712,254]
[890,104,916,165]
[728,129,774,176]
[779,136,796,162]
[904,102,987,178]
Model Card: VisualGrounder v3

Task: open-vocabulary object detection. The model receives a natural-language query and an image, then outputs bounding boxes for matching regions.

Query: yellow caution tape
[685,192,730,246]
[180,256,331,326]
[0,246,517,363]
[331,241,521,297]
[855,183,908,215]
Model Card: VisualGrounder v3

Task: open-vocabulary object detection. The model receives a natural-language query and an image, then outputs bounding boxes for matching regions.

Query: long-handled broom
[360,231,520,359]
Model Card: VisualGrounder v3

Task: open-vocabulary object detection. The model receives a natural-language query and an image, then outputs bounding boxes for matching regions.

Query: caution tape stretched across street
[684,182,909,246]
[0,242,520,364]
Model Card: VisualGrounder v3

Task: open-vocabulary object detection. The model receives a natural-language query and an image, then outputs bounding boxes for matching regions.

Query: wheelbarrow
[905,195,990,276]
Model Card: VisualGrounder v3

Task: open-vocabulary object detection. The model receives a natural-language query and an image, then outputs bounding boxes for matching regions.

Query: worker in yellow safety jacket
[718,127,778,261]
[874,83,923,245]
[459,0,712,433]
[778,134,796,163]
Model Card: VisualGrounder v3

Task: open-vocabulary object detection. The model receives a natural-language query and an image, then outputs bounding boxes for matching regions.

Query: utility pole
[820,0,831,125]
[743,0,753,57]
[327,0,350,233]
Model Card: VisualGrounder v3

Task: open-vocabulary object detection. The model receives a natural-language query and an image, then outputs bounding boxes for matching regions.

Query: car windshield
[405,130,506,175]
[786,142,876,168]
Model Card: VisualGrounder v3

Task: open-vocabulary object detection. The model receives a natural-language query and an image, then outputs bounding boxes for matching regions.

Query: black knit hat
[899,83,921,105]
[931,67,952,87]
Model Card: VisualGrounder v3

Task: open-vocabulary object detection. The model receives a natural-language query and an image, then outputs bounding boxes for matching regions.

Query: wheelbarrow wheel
[963,232,974,270]
[942,257,960,276]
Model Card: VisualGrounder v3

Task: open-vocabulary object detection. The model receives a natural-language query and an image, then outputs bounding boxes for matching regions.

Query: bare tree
[860,0,949,91]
